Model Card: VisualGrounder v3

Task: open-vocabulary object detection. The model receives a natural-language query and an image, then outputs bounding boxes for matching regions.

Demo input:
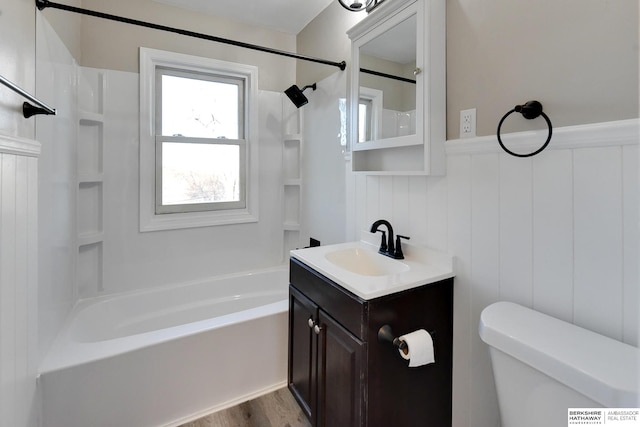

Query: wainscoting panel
[573,146,624,340]
[446,153,473,427]
[348,119,638,427]
[408,176,429,244]
[0,135,39,427]
[469,153,501,427]
[622,144,639,344]
[499,154,533,307]
[425,175,448,252]
[531,149,574,322]
[391,175,410,235]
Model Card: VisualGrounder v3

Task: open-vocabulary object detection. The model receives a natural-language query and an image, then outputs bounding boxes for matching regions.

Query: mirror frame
[348,0,423,152]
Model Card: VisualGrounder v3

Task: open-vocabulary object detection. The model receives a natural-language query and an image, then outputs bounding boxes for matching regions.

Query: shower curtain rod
[35,0,346,71]
[0,74,57,117]
[360,68,416,84]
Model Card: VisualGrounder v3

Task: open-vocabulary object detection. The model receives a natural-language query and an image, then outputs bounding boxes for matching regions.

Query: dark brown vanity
[288,256,453,427]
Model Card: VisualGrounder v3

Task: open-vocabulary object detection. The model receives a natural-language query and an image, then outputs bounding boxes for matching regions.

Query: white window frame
[358,86,383,142]
[139,47,259,232]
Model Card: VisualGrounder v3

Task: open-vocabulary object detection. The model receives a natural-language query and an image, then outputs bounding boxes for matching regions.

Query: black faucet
[370,219,410,260]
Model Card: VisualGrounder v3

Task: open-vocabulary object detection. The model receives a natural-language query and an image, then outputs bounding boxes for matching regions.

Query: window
[155,68,245,214]
[358,99,372,142]
[140,48,258,231]
[357,87,382,143]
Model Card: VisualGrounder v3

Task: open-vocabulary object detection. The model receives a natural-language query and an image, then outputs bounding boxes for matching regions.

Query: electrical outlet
[460,108,476,138]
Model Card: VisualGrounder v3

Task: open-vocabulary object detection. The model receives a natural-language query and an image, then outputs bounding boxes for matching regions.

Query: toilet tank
[479,302,639,427]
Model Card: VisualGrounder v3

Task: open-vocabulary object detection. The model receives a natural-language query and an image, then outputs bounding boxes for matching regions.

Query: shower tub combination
[39,266,289,427]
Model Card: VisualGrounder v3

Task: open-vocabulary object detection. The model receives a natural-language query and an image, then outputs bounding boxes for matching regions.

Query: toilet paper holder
[377,324,435,354]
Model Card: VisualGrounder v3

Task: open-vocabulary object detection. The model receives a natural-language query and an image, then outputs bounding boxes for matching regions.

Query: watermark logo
[568,408,640,426]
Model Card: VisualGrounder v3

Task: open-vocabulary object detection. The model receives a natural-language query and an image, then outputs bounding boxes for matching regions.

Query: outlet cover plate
[460,108,476,138]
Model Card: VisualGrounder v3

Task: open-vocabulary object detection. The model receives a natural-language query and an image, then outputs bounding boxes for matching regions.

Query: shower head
[285,83,317,108]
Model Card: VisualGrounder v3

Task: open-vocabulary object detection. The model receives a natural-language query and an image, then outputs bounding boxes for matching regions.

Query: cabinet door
[288,286,318,424]
[317,310,366,427]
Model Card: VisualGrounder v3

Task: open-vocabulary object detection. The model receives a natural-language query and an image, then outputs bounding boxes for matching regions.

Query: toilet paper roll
[398,329,435,367]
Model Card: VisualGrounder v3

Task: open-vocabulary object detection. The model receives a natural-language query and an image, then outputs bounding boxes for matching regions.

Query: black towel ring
[497,100,553,158]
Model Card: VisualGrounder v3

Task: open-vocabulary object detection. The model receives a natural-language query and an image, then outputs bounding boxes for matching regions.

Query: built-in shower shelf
[284,134,302,142]
[79,111,104,124]
[78,232,104,247]
[352,170,429,176]
[78,172,104,183]
[282,99,303,257]
[77,68,106,297]
[283,222,300,231]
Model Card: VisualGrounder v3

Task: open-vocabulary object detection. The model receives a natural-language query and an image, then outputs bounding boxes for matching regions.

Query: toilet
[479,301,639,427]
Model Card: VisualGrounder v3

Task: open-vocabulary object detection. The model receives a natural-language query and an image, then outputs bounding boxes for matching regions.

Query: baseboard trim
[162,380,288,427]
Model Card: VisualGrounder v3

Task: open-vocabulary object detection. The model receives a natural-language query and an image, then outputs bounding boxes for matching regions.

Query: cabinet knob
[413,67,422,76]
[314,324,322,335]
[308,317,315,328]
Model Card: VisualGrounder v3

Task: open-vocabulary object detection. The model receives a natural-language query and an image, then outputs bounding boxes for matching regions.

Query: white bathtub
[39,265,289,427]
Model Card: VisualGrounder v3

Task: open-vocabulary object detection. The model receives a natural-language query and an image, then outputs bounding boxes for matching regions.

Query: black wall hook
[497,100,553,158]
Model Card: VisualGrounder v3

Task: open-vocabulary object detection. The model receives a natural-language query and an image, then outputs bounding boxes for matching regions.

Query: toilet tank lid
[479,301,639,408]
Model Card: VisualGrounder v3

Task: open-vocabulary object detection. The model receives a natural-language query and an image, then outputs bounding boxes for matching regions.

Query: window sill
[140,208,258,232]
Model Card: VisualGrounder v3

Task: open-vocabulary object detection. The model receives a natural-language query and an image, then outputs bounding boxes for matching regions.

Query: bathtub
[39,265,289,427]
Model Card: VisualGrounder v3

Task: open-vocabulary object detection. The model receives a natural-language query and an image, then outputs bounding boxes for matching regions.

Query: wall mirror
[358,14,417,143]
[347,0,446,175]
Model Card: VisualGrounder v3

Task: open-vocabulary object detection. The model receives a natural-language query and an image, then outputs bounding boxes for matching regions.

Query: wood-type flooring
[178,387,311,427]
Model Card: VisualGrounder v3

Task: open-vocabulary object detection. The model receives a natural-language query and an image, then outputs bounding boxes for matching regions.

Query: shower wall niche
[282,98,303,256]
[77,68,106,297]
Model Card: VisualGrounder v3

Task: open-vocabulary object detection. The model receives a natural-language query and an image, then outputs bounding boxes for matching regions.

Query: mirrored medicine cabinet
[347,0,446,174]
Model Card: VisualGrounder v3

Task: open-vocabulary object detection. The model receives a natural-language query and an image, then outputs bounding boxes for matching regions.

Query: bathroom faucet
[370,219,410,260]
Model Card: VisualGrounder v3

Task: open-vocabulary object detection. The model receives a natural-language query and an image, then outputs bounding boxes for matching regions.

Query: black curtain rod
[360,68,416,84]
[35,0,346,71]
[0,74,57,117]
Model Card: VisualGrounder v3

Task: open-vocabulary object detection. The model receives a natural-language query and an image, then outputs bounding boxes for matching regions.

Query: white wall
[35,15,79,366]
[346,121,639,427]
[93,68,286,295]
[65,0,297,92]
[37,0,302,297]
[34,3,299,360]
[0,2,42,425]
[300,71,348,245]
[0,0,35,139]
[35,15,291,316]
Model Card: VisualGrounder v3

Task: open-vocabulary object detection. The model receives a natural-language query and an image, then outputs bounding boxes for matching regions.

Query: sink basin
[290,236,454,300]
[325,247,409,276]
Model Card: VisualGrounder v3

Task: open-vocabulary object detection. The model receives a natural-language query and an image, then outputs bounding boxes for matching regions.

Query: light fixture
[338,0,380,12]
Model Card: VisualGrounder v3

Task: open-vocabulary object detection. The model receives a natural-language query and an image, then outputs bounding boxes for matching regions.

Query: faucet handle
[376,230,388,253]
[394,235,410,259]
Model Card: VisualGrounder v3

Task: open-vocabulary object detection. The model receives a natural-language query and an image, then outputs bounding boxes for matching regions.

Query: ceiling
[152,0,335,34]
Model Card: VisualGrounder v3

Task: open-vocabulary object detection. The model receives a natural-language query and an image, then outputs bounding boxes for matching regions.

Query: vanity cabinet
[288,273,366,426]
[288,287,319,422]
[288,258,453,427]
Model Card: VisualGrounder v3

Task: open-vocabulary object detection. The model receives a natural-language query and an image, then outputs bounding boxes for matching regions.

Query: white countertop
[290,235,454,300]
